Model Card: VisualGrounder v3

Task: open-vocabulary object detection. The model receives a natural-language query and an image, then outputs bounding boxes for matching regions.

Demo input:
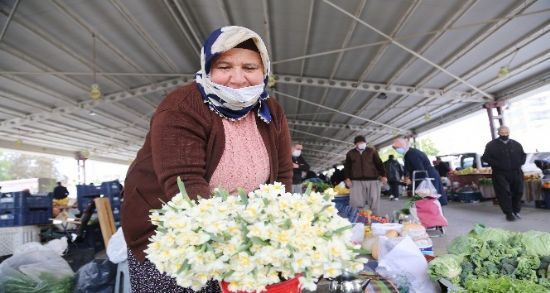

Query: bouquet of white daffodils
[146,179,367,292]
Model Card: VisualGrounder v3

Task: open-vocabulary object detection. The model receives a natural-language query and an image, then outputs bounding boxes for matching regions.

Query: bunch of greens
[1,272,73,293]
[464,276,547,293]
[428,224,550,291]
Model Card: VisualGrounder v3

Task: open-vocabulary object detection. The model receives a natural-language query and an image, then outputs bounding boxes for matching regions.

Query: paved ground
[376,196,550,256]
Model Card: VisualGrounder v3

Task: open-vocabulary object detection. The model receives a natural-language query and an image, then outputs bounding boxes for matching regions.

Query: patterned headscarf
[195,26,272,123]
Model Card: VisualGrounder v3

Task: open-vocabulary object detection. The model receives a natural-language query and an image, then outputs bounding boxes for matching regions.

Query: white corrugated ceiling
[0,0,549,170]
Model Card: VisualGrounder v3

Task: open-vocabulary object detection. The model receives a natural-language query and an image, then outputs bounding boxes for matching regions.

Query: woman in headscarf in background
[392,137,448,205]
[121,26,293,292]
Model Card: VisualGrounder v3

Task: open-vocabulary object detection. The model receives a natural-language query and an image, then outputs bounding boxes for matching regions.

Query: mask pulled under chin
[208,79,265,108]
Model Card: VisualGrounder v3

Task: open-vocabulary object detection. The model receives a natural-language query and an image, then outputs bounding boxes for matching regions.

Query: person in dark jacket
[344,135,387,215]
[481,126,526,221]
[330,163,346,186]
[392,138,448,205]
[53,181,69,199]
[384,155,404,200]
[434,156,451,177]
[291,143,310,194]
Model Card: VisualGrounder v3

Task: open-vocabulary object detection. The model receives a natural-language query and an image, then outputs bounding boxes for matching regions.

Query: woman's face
[210,48,264,89]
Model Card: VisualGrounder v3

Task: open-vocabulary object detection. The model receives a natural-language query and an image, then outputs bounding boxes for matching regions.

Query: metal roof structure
[0,0,549,170]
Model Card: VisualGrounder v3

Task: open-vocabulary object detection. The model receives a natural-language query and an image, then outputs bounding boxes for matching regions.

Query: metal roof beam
[443,23,549,92]
[300,141,345,148]
[51,0,154,84]
[287,119,398,135]
[308,0,368,125]
[108,0,178,72]
[0,0,19,42]
[162,0,200,55]
[291,0,315,119]
[0,77,191,130]
[274,74,481,102]
[0,138,131,165]
[323,0,494,100]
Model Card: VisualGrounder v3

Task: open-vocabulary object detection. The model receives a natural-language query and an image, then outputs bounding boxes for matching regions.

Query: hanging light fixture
[497,48,519,78]
[89,33,102,100]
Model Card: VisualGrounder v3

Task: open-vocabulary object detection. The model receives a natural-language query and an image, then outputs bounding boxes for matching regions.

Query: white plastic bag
[415,178,440,198]
[376,236,439,293]
[0,249,74,292]
[106,227,127,264]
[349,223,365,245]
[14,237,68,256]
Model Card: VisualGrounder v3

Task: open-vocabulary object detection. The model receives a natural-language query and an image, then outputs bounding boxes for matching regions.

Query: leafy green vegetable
[464,276,548,293]
[518,231,550,257]
[1,272,73,293]
[447,235,478,255]
[428,254,464,284]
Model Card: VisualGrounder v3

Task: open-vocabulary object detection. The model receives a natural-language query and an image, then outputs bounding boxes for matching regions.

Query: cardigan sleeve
[150,108,211,200]
[275,109,293,192]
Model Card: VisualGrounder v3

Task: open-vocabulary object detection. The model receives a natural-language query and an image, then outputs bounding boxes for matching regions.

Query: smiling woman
[121,26,293,293]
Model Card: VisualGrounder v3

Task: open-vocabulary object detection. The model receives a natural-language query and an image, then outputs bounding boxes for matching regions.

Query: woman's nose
[228,69,248,88]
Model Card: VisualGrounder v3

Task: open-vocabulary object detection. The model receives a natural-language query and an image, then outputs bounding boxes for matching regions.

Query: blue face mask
[395,147,407,155]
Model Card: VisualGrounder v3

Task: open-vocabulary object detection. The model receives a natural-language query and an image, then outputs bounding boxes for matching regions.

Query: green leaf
[250,237,269,246]
[281,218,292,229]
[220,270,234,280]
[178,260,191,273]
[205,232,221,242]
[177,176,187,195]
[304,182,313,195]
[238,188,249,205]
[333,225,353,235]
[263,197,270,206]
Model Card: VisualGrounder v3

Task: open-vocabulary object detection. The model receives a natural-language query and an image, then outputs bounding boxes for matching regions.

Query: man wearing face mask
[392,138,448,206]
[344,136,387,215]
[291,144,310,194]
[481,126,526,222]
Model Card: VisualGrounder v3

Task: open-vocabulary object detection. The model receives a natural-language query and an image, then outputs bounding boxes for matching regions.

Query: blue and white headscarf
[195,26,272,123]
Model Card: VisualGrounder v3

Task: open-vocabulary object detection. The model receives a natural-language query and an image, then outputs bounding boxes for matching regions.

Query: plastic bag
[410,198,448,228]
[376,236,438,293]
[106,227,127,264]
[0,250,74,292]
[350,223,365,245]
[73,259,117,293]
[415,178,440,198]
[13,237,68,257]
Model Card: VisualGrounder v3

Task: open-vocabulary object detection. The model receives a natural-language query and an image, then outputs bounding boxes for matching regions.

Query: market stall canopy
[0,0,549,169]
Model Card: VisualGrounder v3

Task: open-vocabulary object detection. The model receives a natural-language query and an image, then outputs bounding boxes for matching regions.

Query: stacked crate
[76,184,102,212]
[0,192,52,227]
[100,180,122,223]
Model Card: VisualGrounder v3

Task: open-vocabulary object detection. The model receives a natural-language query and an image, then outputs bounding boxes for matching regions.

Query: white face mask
[292,150,301,157]
[357,143,367,150]
[210,81,265,107]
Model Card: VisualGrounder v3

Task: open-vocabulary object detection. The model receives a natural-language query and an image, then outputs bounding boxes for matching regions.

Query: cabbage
[469,224,517,243]
[427,254,464,284]
[448,235,479,255]
[518,231,550,257]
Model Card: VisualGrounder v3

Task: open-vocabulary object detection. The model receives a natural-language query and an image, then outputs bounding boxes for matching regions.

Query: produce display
[428,224,550,292]
[478,178,493,186]
[452,167,492,175]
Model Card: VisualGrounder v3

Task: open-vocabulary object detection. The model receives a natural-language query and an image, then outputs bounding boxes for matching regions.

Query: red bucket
[220,275,301,293]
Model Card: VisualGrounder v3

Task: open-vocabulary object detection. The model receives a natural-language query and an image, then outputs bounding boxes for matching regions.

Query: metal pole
[0,0,20,42]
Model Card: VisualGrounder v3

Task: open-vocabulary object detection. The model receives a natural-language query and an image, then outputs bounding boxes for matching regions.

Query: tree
[0,151,13,181]
[414,138,439,156]
[378,146,401,162]
[0,152,61,180]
